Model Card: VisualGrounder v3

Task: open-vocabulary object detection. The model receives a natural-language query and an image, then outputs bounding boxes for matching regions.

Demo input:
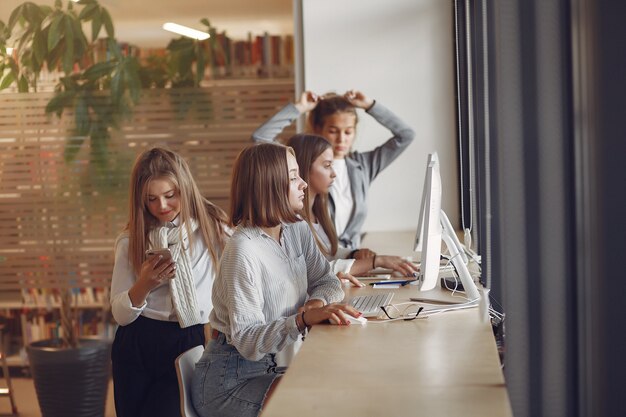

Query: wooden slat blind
[0,79,295,296]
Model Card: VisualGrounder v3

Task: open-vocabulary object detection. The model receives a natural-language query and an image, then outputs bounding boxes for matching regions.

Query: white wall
[299,0,459,233]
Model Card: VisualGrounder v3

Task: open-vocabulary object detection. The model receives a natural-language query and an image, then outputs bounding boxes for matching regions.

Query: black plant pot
[26,337,112,417]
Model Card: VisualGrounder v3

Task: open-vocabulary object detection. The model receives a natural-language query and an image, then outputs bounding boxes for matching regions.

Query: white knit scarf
[149,219,201,328]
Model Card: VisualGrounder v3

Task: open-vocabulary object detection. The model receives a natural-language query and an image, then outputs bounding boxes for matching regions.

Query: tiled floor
[0,377,116,417]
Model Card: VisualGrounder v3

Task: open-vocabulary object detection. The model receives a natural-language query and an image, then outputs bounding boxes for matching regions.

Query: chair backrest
[175,345,204,417]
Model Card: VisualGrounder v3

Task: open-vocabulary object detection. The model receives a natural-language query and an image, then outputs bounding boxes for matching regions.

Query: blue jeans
[191,332,281,417]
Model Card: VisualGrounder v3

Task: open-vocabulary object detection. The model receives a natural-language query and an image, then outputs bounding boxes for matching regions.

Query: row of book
[20,287,109,308]
[19,310,116,346]
[91,31,295,79]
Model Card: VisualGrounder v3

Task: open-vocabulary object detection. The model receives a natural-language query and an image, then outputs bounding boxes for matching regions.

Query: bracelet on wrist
[296,313,305,333]
[301,311,309,329]
[372,254,377,269]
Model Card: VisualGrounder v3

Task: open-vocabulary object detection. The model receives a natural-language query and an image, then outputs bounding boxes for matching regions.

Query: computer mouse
[329,314,367,325]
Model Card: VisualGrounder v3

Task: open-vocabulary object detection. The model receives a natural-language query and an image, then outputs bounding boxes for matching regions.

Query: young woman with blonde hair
[110,147,229,417]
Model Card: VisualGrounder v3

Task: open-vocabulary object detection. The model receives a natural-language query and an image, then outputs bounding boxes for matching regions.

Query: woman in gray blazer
[252,90,415,251]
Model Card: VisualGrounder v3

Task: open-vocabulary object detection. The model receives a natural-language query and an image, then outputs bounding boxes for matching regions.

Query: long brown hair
[307,92,359,133]
[287,134,338,256]
[230,143,300,227]
[125,147,228,274]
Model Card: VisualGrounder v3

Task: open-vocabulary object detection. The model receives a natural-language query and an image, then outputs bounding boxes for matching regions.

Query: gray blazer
[251,101,415,249]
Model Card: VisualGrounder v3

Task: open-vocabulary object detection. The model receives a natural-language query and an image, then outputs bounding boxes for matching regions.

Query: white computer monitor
[414,154,442,292]
[413,153,481,301]
[414,153,439,252]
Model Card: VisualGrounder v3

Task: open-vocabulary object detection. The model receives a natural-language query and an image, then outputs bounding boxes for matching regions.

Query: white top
[329,158,353,240]
[209,221,344,361]
[110,218,217,326]
[311,222,355,275]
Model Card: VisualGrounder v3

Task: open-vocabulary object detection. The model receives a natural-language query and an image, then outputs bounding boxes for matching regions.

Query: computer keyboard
[349,292,394,317]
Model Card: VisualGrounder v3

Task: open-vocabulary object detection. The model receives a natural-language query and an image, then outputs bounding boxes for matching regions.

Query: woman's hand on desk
[337,272,365,287]
[376,255,419,277]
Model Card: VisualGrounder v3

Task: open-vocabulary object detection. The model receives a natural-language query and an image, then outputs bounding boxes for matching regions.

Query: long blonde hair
[125,147,228,274]
[286,134,338,256]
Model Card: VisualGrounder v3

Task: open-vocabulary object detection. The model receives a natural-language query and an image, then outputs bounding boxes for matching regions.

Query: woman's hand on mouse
[300,303,362,327]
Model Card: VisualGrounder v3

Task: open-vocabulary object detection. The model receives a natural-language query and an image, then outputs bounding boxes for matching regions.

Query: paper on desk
[372,284,401,289]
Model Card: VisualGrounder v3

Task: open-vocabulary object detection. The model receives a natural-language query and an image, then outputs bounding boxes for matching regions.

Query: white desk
[261,231,512,417]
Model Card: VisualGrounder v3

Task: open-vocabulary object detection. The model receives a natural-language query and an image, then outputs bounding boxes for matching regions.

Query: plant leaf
[0,72,15,90]
[17,75,29,92]
[91,8,102,41]
[24,3,43,25]
[46,42,62,70]
[8,4,24,31]
[47,13,62,51]
[110,69,122,105]
[33,29,46,67]
[74,93,90,136]
[78,3,97,20]
[101,8,114,38]
[45,90,75,116]
[83,60,116,80]
[62,15,74,74]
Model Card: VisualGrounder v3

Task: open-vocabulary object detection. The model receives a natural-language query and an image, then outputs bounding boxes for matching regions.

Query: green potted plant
[0,1,132,415]
[2,5,222,413]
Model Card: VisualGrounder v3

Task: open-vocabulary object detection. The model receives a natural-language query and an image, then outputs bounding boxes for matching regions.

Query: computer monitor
[414,154,442,292]
[414,153,439,252]
[413,153,481,301]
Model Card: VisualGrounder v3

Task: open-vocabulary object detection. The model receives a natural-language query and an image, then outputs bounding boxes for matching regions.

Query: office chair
[175,345,204,417]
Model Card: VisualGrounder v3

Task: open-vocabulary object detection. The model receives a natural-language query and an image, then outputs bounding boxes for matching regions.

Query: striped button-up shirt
[210,220,344,361]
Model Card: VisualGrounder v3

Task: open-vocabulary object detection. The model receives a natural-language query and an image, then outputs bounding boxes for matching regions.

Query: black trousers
[111,315,205,417]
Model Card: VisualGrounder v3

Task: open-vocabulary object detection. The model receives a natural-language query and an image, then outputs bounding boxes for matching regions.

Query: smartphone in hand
[145,248,173,267]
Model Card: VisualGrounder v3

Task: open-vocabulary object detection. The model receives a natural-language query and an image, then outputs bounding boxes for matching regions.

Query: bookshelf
[3,30,295,93]
[0,292,115,368]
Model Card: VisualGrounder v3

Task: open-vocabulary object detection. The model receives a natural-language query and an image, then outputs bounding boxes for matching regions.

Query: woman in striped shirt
[191,142,361,417]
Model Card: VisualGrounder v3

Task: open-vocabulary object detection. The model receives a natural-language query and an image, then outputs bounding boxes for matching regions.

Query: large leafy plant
[0,0,141,168]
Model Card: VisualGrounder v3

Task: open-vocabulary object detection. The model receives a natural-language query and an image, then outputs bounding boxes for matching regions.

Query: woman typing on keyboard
[191,143,361,417]
[287,134,419,287]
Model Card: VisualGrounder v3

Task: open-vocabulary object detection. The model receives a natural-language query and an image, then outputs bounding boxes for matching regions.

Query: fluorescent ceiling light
[162,23,210,40]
